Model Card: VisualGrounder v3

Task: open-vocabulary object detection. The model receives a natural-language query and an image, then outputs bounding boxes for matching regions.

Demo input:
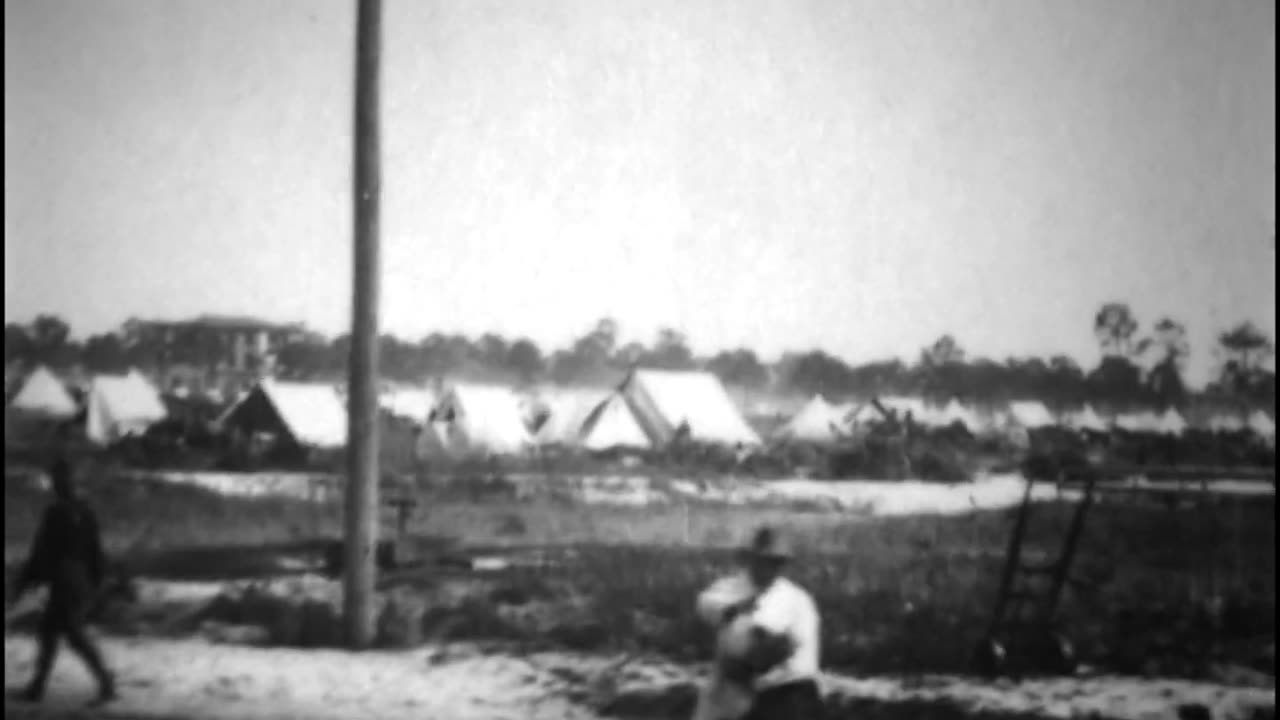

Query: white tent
[415,420,454,459]
[774,395,849,444]
[1115,410,1162,434]
[933,398,984,432]
[580,393,652,451]
[379,387,436,425]
[1064,404,1110,433]
[219,380,348,448]
[531,388,610,446]
[1152,408,1188,436]
[1206,412,1247,433]
[1247,410,1276,440]
[433,383,533,456]
[1004,400,1057,430]
[876,396,935,424]
[620,369,761,447]
[86,370,168,445]
[8,365,78,419]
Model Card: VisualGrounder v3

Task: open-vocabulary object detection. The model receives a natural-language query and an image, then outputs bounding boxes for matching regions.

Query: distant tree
[1215,321,1275,399]
[918,335,966,400]
[1045,355,1086,406]
[1094,302,1140,358]
[475,333,509,373]
[846,359,909,397]
[613,342,647,369]
[277,339,334,379]
[920,334,966,366]
[4,323,33,364]
[26,314,75,366]
[506,338,545,385]
[782,350,852,397]
[1087,356,1145,405]
[1139,317,1190,407]
[706,349,769,390]
[81,333,129,374]
[644,328,696,370]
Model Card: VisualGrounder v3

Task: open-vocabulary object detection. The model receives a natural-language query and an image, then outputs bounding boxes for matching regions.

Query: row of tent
[5,366,169,446]
[214,368,762,458]
[775,394,1278,444]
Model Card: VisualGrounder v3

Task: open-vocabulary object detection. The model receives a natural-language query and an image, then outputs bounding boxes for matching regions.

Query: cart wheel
[974,636,1007,678]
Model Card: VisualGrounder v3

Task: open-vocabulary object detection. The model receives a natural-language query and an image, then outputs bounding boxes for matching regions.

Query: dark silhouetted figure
[11,458,116,706]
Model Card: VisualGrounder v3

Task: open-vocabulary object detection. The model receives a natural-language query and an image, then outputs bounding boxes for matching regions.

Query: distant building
[122,315,308,376]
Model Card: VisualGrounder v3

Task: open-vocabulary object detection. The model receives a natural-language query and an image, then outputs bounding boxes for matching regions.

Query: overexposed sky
[4,0,1275,387]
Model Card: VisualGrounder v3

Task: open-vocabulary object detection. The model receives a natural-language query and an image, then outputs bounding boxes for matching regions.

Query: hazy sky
[5,0,1275,387]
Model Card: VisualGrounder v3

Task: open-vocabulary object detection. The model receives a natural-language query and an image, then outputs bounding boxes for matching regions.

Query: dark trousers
[28,591,113,696]
[743,679,824,720]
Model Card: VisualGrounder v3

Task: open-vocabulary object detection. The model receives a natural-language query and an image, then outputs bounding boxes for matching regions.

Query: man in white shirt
[693,526,823,720]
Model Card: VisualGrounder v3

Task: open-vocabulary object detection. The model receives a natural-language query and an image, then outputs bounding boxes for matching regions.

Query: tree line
[4,303,1275,410]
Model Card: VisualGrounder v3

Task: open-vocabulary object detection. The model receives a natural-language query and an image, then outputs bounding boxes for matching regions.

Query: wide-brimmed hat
[738,526,792,561]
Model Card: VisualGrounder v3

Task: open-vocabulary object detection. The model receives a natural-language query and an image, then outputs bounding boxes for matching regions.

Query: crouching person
[692,527,823,720]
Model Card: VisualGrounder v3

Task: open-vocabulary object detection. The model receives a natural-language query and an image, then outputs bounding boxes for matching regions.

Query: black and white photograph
[3,0,1275,718]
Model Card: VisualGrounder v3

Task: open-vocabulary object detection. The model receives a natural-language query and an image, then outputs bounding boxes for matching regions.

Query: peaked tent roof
[1248,409,1276,438]
[379,387,436,424]
[1064,404,1110,433]
[220,380,348,448]
[935,398,984,431]
[261,381,348,447]
[86,370,168,445]
[580,393,652,451]
[1004,400,1057,429]
[1206,412,1247,433]
[1115,410,1162,434]
[1153,408,1189,436]
[775,395,848,443]
[9,365,78,419]
[620,369,761,447]
[532,388,611,445]
[434,383,533,455]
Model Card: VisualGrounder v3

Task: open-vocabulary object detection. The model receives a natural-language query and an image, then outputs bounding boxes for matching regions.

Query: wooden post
[344,0,382,650]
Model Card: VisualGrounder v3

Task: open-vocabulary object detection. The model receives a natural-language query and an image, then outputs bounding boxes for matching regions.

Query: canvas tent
[8,365,78,419]
[875,396,935,424]
[1247,410,1275,440]
[530,388,611,446]
[379,387,436,425]
[1152,408,1188,436]
[1115,410,1163,434]
[1063,404,1110,433]
[775,395,849,444]
[219,380,347,449]
[85,370,168,445]
[620,369,761,447]
[579,393,652,451]
[1205,412,1247,433]
[932,398,984,432]
[1003,400,1057,430]
[431,383,533,456]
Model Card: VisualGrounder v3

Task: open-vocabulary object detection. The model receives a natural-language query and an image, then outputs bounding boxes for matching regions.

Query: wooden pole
[344,0,382,650]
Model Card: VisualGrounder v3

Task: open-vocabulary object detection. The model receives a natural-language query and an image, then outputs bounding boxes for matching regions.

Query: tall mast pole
[344,0,382,650]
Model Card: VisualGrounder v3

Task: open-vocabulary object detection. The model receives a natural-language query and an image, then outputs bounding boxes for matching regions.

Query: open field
[5,469,1274,680]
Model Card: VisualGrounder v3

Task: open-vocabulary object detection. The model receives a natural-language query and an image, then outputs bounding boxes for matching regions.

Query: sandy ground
[5,633,1274,720]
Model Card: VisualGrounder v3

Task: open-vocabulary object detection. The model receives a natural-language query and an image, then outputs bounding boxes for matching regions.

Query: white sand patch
[4,636,598,720]
[5,636,1274,720]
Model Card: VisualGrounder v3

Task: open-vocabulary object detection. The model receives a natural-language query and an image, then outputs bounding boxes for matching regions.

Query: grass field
[5,469,1275,681]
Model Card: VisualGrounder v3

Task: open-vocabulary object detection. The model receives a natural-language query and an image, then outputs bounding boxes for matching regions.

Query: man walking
[10,458,117,706]
[693,526,823,720]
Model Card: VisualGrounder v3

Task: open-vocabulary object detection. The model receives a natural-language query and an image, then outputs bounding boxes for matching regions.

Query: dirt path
[5,634,1275,720]
[4,635,599,720]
